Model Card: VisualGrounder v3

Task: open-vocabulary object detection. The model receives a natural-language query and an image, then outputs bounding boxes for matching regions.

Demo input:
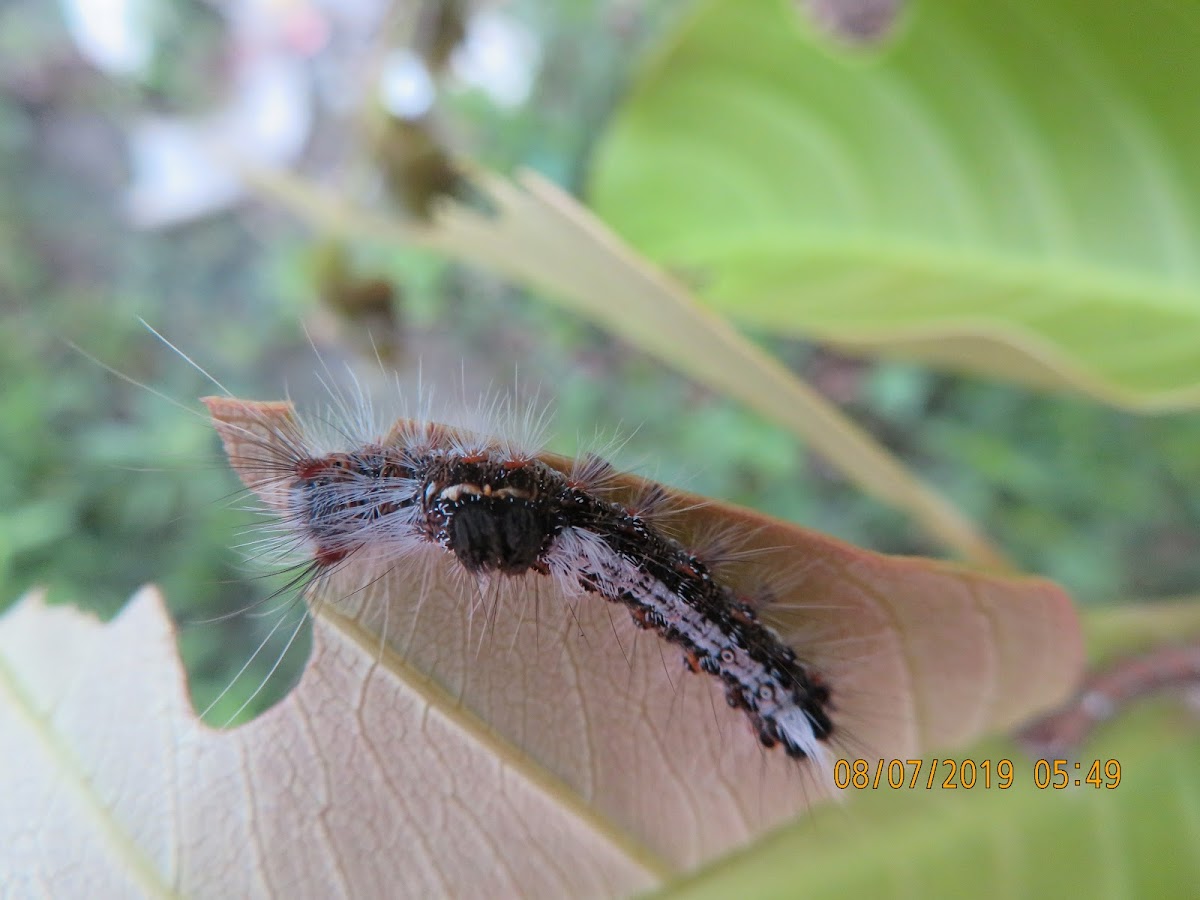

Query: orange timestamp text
[833,758,1122,791]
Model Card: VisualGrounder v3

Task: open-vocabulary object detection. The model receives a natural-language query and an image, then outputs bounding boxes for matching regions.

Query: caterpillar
[204,392,836,763]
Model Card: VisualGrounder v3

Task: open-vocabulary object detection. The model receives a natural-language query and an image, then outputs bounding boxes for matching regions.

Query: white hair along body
[205,383,838,762]
[543,526,827,763]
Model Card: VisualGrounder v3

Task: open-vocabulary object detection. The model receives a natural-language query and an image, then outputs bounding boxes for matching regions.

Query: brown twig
[1017,643,1200,759]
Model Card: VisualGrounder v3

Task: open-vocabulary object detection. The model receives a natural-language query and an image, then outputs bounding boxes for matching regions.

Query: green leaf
[590,0,1200,411]
[1085,596,1200,663]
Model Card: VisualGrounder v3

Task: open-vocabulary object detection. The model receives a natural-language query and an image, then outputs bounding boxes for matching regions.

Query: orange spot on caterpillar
[296,458,332,479]
[628,607,654,630]
[297,454,354,479]
[315,546,351,567]
[730,604,757,626]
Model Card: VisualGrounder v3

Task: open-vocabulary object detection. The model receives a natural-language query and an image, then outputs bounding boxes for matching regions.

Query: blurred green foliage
[2,0,1198,728]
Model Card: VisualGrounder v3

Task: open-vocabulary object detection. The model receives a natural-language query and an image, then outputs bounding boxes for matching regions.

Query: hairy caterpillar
[204,389,836,763]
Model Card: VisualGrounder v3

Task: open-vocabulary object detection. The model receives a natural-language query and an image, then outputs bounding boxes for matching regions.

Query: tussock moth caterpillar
[203,388,836,764]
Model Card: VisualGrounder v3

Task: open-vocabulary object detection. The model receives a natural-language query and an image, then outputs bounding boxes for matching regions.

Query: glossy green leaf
[591,0,1200,411]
